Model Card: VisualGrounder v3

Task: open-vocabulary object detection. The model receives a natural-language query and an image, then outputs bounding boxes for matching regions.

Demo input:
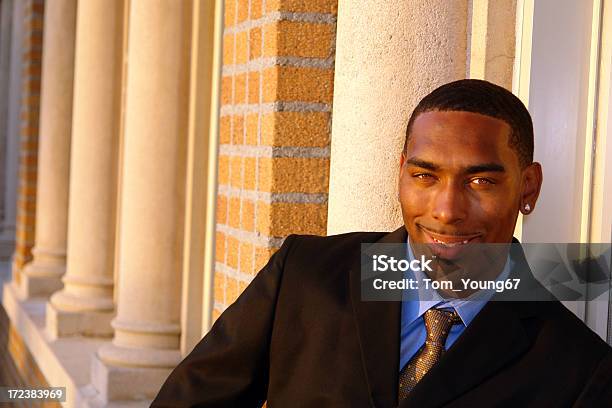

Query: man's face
[399,110,542,255]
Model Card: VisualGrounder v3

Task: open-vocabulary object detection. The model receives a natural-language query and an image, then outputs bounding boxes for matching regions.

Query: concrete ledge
[46,302,114,339]
[18,272,64,299]
[91,354,171,402]
[1,282,151,408]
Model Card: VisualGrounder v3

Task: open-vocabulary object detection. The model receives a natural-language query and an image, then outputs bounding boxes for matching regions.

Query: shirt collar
[402,236,513,328]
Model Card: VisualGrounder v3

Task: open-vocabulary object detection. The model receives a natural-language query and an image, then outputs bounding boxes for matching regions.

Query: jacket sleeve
[151,235,298,408]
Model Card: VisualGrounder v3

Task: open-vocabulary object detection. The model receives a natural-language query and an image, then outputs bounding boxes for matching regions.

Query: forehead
[406,110,517,167]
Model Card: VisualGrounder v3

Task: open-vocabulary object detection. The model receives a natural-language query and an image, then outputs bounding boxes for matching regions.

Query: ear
[519,162,543,215]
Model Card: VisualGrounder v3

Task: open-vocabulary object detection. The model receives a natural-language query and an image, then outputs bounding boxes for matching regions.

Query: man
[152,80,612,407]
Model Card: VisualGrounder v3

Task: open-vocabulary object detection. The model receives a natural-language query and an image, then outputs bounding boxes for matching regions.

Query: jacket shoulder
[278,231,388,273]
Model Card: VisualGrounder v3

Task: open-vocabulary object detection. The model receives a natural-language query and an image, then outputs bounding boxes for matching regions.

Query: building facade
[0,0,610,406]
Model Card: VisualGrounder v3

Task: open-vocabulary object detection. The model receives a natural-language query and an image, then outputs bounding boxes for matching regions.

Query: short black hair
[404,79,534,168]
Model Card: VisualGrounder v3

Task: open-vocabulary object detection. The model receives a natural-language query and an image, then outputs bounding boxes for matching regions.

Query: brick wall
[11,0,44,284]
[0,306,60,408]
[214,0,338,316]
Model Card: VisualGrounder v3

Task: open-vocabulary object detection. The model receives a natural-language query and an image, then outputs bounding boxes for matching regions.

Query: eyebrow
[404,157,506,173]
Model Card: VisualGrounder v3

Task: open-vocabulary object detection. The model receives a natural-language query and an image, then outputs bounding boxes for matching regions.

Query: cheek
[476,195,519,231]
[399,182,428,216]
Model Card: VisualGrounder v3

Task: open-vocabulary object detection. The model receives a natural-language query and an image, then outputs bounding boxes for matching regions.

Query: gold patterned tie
[398,308,463,401]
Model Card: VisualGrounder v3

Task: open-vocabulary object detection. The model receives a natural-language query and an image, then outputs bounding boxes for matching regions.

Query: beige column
[469,0,517,89]
[46,0,123,338]
[93,0,190,402]
[327,0,468,233]
[19,0,76,299]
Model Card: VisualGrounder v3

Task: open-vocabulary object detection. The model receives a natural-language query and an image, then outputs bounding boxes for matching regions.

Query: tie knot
[423,308,462,344]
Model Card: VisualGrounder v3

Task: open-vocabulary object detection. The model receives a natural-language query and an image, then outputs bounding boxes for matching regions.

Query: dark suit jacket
[152,227,612,407]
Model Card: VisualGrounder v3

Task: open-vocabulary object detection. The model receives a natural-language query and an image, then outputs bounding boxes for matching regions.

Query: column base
[46,301,114,339]
[19,268,64,299]
[91,353,174,403]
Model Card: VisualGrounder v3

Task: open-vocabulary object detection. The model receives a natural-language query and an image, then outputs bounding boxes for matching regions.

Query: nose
[430,181,468,225]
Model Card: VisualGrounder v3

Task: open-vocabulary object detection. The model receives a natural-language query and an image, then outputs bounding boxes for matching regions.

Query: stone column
[327,0,468,233]
[19,0,76,298]
[469,0,517,89]
[46,0,123,338]
[93,0,190,402]
[0,0,17,260]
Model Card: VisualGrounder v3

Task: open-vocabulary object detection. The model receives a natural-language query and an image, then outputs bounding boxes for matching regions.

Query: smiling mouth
[417,225,482,247]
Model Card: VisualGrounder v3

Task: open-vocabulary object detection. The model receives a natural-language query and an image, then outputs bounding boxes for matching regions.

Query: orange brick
[227,236,239,269]
[229,156,243,188]
[215,231,226,263]
[259,202,327,235]
[249,27,262,60]
[24,49,42,62]
[237,0,249,23]
[266,0,338,14]
[261,68,279,102]
[262,24,277,58]
[234,73,247,104]
[235,31,248,65]
[223,33,234,65]
[19,154,37,167]
[238,280,249,294]
[214,273,226,304]
[25,64,42,77]
[219,116,231,144]
[260,111,330,146]
[212,307,222,323]
[240,242,254,274]
[243,157,256,190]
[224,0,236,27]
[218,155,230,185]
[25,94,40,105]
[216,195,228,224]
[251,0,263,19]
[232,114,245,144]
[258,157,329,193]
[221,76,233,105]
[28,33,43,47]
[263,21,334,58]
[254,245,277,270]
[257,156,272,191]
[242,199,255,231]
[245,114,259,145]
[262,66,334,103]
[226,276,240,303]
[256,201,271,234]
[228,197,241,228]
[248,71,260,104]
[31,2,45,14]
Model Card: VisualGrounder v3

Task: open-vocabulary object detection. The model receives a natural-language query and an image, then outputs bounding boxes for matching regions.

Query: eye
[470,177,494,185]
[413,173,435,180]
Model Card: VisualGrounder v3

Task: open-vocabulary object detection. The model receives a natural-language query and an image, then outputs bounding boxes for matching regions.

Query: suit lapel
[400,239,538,407]
[351,229,539,407]
[349,227,407,408]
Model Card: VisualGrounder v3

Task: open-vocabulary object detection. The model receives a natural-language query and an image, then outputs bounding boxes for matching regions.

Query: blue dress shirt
[399,237,512,370]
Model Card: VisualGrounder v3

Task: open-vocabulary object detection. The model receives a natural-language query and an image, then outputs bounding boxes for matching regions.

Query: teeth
[433,237,470,246]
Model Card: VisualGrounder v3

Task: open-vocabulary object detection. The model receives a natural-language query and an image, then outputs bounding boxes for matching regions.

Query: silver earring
[524,204,531,212]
